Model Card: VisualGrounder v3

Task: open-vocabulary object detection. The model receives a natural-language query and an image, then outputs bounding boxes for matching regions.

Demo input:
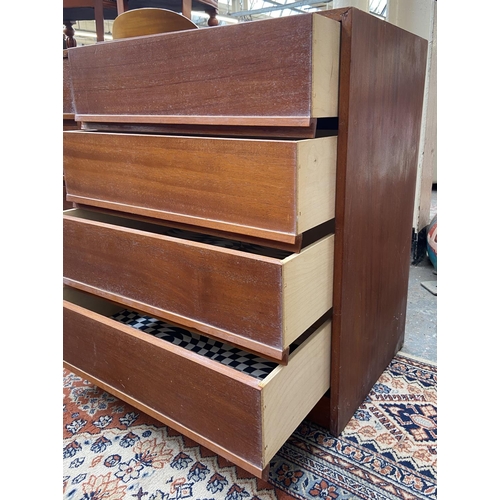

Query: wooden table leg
[206,6,218,26]
[182,0,192,20]
[94,0,105,42]
[63,20,77,48]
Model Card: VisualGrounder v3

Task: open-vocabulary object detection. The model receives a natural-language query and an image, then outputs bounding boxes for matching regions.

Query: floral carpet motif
[63,354,436,500]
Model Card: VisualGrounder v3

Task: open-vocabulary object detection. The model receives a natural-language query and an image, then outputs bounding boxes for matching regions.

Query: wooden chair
[117,1,218,26]
[112,8,198,39]
[63,0,217,47]
[63,1,118,47]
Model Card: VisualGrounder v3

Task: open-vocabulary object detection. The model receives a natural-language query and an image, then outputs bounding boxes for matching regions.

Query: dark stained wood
[80,115,312,127]
[63,119,80,130]
[67,14,330,125]
[63,177,74,210]
[318,8,428,435]
[63,296,264,472]
[62,6,429,470]
[64,129,336,244]
[63,286,330,479]
[63,211,288,359]
[306,393,330,429]
[81,120,318,140]
[64,131,298,240]
[63,50,78,209]
[205,5,218,26]
[71,204,305,253]
[63,50,74,116]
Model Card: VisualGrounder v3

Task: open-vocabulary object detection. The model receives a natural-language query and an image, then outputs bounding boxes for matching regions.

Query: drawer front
[63,209,334,360]
[63,132,337,243]
[67,14,340,127]
[63,50,74,118]
[63,287,331,477]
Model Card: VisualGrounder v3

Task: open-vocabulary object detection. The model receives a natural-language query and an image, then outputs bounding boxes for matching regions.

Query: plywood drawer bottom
[63,287,331,478]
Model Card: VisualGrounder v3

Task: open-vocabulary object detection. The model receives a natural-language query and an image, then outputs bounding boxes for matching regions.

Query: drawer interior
[63,286,298,381]
[64,208,334,360]
[112,308,290,380]
[63,131,337,243]
[64,286,331,476]
[65,208,293,260]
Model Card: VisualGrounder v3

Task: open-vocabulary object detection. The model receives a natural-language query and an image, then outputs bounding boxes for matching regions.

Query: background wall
[387,0,437,237]
[332,0,437,240]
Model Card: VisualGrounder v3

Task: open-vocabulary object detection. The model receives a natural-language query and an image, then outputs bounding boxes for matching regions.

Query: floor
[401,186,437,364]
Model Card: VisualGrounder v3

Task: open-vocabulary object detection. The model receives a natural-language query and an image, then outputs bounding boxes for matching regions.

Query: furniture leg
[116,0,127,14]
[206,6,218,26]
[63,20,77,47]
[182,0,192,20]
[94,0,105,41]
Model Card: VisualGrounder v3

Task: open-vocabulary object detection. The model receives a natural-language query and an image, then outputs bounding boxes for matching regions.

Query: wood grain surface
[62,6,428,455]
[63,131,336,241]
[63,287,330,476]
[63,292,264,472]
[67,13,340,125]
[262,319,331,464]
[319,8,428,434]
[63,50,74,117]
[80,120,319,139]
[63,209,333,359]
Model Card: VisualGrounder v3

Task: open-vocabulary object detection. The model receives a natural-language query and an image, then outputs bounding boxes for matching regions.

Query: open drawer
[63,131,337,243]
[66,13,340,134]
[63,208,334,361]
[63,287,331,478]
[63,131,337,244]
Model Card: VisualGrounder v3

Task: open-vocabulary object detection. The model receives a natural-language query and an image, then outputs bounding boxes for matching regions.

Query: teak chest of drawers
[62,7,428,479]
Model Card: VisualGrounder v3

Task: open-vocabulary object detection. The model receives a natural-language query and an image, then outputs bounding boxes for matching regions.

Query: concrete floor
[400,187,437,364]
[402,258,437,363]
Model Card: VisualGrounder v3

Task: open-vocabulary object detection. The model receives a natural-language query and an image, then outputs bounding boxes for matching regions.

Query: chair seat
[63,0,218,47]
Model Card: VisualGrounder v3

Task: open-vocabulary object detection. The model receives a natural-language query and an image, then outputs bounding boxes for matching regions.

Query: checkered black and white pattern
[112,309,278,380]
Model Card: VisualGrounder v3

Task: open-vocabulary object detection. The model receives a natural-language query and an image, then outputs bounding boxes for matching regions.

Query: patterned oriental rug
[63,353,437,500]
